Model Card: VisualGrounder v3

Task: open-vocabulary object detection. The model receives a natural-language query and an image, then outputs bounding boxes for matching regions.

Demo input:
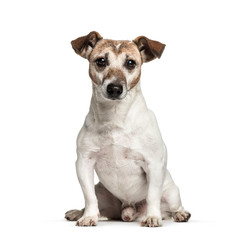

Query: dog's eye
[126,59,136,70]
[95,58,107,68]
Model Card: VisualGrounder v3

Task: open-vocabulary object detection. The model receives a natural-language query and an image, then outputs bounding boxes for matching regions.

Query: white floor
[3,216,242,240]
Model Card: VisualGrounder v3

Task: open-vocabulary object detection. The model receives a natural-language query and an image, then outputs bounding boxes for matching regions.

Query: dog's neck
[90,83,147,128]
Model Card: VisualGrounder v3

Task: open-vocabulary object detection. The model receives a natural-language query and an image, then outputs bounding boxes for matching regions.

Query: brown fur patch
[118,42,140,56]
[103,68,126,85]
[90,40,140,60]
[89,66,98,85]
[91,40,117,57]
[130,72,141,89]
[71,31,102,59]
[133,36,165,62]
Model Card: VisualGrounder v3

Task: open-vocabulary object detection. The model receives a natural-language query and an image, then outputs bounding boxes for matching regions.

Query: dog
[65,31,191,227]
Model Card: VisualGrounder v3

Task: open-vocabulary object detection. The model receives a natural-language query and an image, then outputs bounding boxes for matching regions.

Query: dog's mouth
[105,92,127,101]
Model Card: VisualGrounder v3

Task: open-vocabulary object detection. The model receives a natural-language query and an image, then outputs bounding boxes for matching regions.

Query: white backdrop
[1,0,245,239]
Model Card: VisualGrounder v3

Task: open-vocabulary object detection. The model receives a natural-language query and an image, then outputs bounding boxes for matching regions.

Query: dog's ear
[133,36,165,63]
[71,31,103,59]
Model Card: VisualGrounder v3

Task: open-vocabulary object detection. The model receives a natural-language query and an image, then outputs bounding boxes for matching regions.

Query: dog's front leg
[75,155,99,226]
[141,160,165,227]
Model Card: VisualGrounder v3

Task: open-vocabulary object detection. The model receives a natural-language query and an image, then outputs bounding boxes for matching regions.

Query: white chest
[92,133,148,203]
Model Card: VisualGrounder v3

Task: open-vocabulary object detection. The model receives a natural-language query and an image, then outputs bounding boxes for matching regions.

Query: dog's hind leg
[65,209,84,221]
[161,170,191,222]
[65,182,122,221]
[95,182,122,220]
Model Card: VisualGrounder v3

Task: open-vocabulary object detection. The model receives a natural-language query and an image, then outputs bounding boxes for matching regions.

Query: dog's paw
[173,211,191,222]
[76,215,98,227]
[65,209,84,221]
[141,216,162,227]
[121,206,135,222]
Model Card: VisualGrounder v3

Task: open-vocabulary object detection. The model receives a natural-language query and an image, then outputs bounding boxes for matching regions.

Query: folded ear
[133,36,166,63]
[71,31,103,59]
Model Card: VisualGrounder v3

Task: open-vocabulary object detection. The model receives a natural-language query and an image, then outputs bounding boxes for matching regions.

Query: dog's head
[71,31,165,100]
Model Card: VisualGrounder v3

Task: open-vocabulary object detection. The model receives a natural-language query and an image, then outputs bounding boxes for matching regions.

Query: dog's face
[88,39,142,100]
[71,31,165,100]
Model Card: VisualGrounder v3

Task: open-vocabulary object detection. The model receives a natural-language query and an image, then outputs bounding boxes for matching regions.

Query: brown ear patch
[71,31,103,59]
[133,36,165,63]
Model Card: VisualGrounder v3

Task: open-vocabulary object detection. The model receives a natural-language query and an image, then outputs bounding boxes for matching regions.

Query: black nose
[106,84,123,98]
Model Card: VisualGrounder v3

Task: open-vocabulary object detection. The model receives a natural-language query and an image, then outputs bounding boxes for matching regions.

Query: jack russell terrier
[65,31,191,227]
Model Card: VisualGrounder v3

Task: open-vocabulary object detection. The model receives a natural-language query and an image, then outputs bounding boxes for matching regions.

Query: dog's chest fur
[91,125,148,203]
